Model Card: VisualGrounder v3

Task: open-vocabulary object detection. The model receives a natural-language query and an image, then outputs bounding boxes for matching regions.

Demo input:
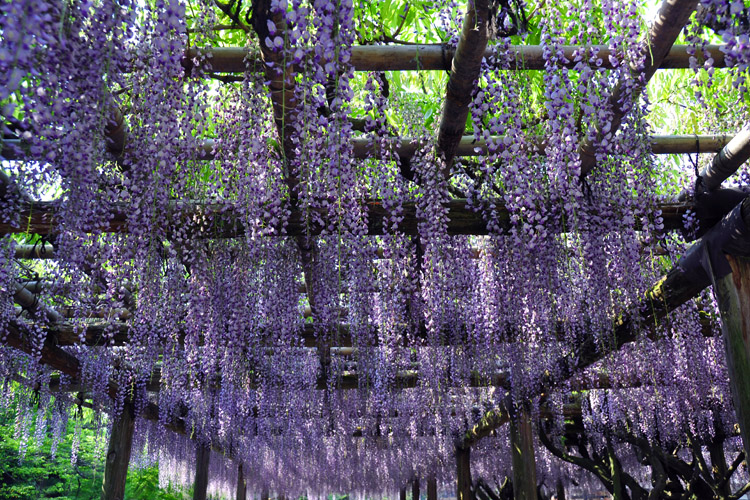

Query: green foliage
[0,406,103,500]
[124,467,191,500]
[0,404,191,500]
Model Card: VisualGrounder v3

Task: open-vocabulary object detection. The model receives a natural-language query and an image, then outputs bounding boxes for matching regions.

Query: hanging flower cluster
[0,0,748,496]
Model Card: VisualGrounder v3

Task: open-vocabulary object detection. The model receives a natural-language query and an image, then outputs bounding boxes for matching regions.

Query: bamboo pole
[579,0,700,177]
[184,44,726,73]
[14,244,56,259]
[3,134,734,163]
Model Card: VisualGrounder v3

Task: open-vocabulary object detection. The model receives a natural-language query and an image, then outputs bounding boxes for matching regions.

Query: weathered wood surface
[193,444,211,500]
[509,406,537,500]
[698,124,750,192]
[456,445,473,500]
[579,0,699,177]
[0,199,692,237]
[437,0,492,173]
[236,463,247,500]
[101,403,135,500]
[184,44,726,73]
[2,134,733,162]
[427,477,438,500]
[711,255,750,456]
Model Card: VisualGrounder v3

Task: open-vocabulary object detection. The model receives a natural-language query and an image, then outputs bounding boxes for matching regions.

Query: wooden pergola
[2,0,750,499]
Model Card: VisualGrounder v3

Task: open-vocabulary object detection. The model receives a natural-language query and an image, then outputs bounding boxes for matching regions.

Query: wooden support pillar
[101,403,135,500]
[261,487,269,500]
[555,479,565,500]
[427,477,437,500]
[412,478,420,500]
[193,443,211,500]
[456,445,473,500]
[400,487,407,500]
[509,406,537,500]
[236,463,247,500]
[709,254,750,455]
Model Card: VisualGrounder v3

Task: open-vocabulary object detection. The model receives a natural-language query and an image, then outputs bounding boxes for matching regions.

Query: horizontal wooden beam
[0,199,691,237]
[184,44,725,74]
[3,134,730,163]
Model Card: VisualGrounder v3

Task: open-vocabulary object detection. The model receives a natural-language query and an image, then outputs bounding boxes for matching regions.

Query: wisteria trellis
[0,0,749,497]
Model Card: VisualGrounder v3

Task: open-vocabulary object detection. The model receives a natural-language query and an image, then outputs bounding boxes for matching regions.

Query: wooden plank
[100,403,135,500]
[185,44,726,73]
[709,254,750,456]
[509,405,537,500]
[194,443,211,500]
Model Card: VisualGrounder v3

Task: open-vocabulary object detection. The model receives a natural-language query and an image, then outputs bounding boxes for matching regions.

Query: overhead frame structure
[2,0,750,499]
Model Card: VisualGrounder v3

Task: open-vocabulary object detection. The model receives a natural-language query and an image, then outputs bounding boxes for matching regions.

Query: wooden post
[456,445,473,500]
[400,487,407,500]
[412,477,420,500]
[101,403,135,500]
[509,405,537,500]
[193,443,211,500]
[236,463,247,500]
[555,479,565,500]
[261,487,269,500]
[708,254,750,455]
[427,477,437,500]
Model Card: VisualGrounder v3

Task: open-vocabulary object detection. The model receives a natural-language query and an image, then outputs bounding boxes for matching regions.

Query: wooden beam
[698,124,750,192]
[437,0,492,173]
[0,199,691,237]
[194,443,211,500]
[14,244,56,259]
[100,402,135,500]
[579,0,699,177]
[708,254,750,456]
[4,134,733,163]
[185,44,726,73]
[509,405,537,500]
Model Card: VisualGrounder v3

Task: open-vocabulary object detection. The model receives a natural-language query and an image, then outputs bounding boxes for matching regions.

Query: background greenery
[0,403,191,500]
